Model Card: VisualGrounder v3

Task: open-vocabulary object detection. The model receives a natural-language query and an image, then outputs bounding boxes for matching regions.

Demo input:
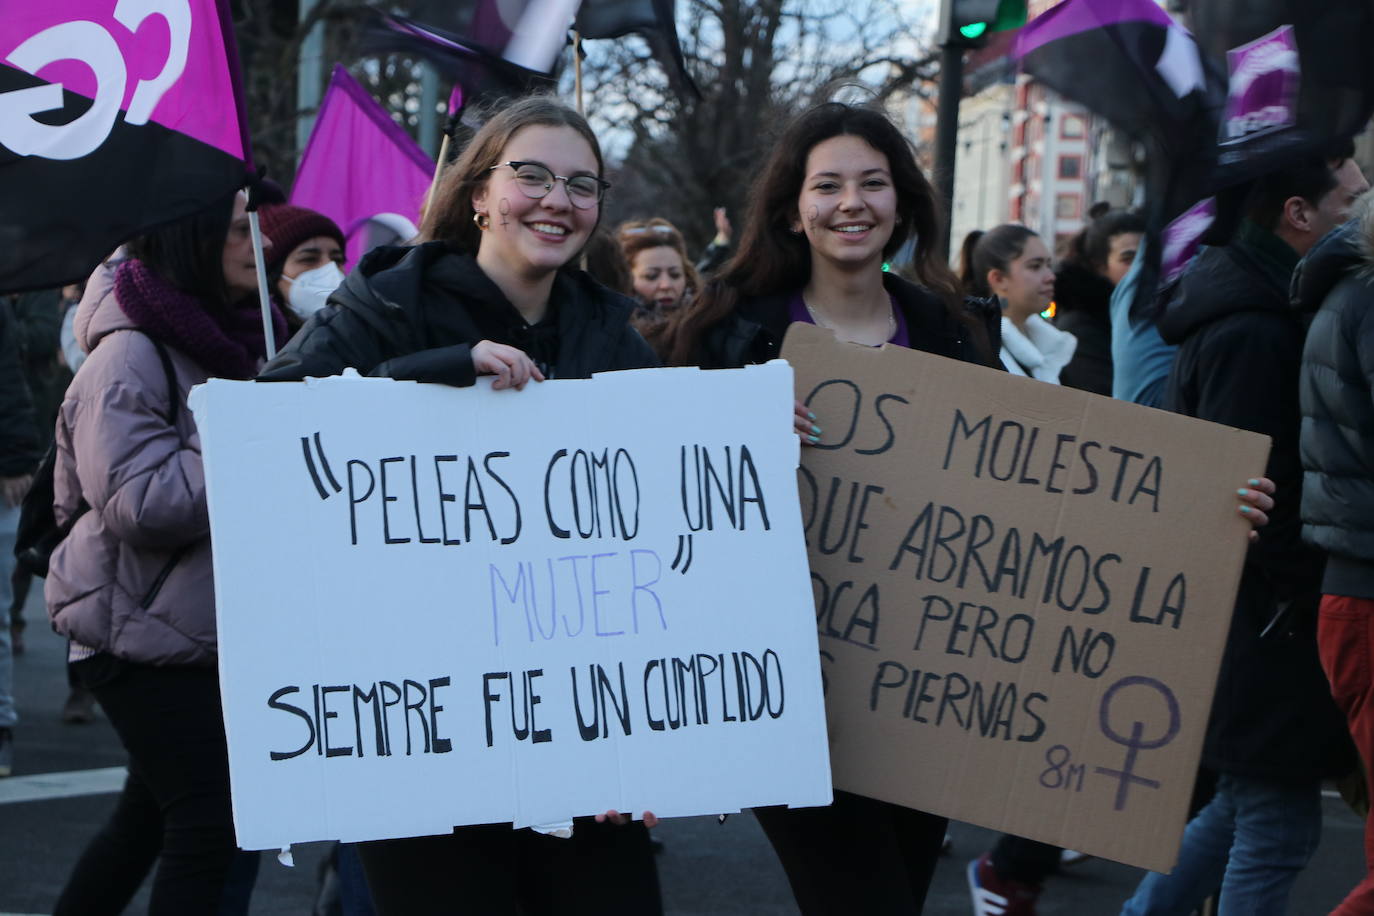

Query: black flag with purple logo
[575,0,698,100]
[0,0,250,293]
[1016,0,1374,314]
[1015,0,1224,307]
[1191,2,1374,186]
[356,9,556,109]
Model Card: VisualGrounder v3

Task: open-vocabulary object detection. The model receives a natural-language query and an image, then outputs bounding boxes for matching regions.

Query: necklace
[803,297,896,341]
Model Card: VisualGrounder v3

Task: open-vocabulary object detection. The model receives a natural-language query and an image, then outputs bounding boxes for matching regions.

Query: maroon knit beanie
[259,204,346,274]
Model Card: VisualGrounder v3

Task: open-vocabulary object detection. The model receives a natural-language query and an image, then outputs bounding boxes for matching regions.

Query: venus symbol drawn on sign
[1093,675,1181,811]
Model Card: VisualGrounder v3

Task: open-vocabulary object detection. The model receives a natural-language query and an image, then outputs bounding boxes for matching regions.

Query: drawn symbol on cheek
[806,206,819,229]
[498,197,511,228]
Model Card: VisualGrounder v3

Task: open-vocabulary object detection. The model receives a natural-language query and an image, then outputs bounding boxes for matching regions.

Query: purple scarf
[114,259,288,380]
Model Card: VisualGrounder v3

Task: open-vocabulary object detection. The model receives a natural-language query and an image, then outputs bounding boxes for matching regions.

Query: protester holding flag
[46,189,286,913]
[257,204,347,331]
[258,94,662,915]
[665,100,1001,913]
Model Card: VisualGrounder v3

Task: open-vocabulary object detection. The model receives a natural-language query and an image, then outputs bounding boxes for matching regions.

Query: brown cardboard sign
[781,322,1270,873]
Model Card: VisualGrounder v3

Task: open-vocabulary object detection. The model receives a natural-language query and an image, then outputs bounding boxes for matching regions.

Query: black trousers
[55,658,244,915]
[356,818,662,915]
[753,791,949,915]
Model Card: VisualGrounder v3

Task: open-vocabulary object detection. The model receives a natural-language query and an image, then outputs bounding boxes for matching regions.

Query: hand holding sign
[782,323,1267,872]
[794,400,820,446]
[473,340,546,390]
[1236,477,1275,540]
[190,363,832,850]
[595,809,659,828]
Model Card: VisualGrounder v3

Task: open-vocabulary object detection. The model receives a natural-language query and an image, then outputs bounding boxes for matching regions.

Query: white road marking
[0,766,125,805]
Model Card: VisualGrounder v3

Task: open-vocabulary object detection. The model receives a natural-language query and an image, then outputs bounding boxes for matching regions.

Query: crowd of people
[2,87,1373,916]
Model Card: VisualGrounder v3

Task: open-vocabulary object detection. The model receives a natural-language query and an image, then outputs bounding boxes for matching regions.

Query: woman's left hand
[1236,477,1275,543]
[595,809,659,829]
[795,400,820,446]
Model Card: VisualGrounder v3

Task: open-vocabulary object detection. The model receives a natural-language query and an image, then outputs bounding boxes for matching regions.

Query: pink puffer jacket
[46,265,216,667]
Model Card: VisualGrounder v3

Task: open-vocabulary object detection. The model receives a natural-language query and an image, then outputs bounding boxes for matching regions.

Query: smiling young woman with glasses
[257,96,662,914]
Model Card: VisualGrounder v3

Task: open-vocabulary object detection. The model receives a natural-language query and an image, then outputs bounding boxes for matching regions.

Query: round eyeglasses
[488,161,608,210]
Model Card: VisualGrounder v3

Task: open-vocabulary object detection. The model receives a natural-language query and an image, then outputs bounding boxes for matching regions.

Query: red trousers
[1318,595,1374,916]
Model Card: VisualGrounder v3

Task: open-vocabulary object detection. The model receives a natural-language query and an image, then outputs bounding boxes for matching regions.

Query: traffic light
[943,0,1027,48]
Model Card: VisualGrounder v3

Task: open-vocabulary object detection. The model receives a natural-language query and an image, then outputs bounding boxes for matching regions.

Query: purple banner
[291,66,434,267]
[1014,0,1176,60]
[0,0,244,159]
[1220,26,1300,145]
[1160,197,1216,285]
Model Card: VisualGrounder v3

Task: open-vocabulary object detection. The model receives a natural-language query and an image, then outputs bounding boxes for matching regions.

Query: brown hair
[419,95,605,252]
[958,229,987,297]
[972,224,1039,293]
[617,218,700,301]
[1062,209,1145,277]
[665,102,978,366]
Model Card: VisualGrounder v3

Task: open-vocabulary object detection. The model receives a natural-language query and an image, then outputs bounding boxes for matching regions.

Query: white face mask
[283,261,344,321]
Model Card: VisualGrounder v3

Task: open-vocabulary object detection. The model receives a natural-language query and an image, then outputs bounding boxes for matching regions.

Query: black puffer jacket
[0,301,39,477]
[1293,217,1374,598]
[1161,227,1354,783]
[1051,262,1114,396]
[260,242,658,383]
[691,273,1000,371]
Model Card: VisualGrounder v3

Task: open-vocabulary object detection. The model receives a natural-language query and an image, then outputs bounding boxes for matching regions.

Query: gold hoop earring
[473,211,490,231]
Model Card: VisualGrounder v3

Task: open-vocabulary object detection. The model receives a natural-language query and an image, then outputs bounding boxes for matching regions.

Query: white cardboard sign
[189,364,831,850]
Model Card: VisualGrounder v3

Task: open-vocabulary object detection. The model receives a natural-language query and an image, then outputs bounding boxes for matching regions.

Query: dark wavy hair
[971,224,1038,294]
[124,190,240,311]
[665,102,978,366]
[1063,209,1145,276]
[958,229,987,297]
[419,95,605,253]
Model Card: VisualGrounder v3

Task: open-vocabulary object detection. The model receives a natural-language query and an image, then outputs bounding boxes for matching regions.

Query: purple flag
[290,66,434,268]
[0,0,249,291]
[1220,26,1300,146]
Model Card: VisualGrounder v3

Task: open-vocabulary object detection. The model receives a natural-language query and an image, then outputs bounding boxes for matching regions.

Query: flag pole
[244,174,278,360]
[424,137,450,218]
[249,213,277,359]
[573,30,584,115]
[424,84,464,220]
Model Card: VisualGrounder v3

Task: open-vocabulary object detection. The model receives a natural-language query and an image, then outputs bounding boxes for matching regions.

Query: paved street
[2,587,1364,915]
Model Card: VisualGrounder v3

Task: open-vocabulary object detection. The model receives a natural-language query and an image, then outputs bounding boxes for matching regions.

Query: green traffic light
[958,21,989,39]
